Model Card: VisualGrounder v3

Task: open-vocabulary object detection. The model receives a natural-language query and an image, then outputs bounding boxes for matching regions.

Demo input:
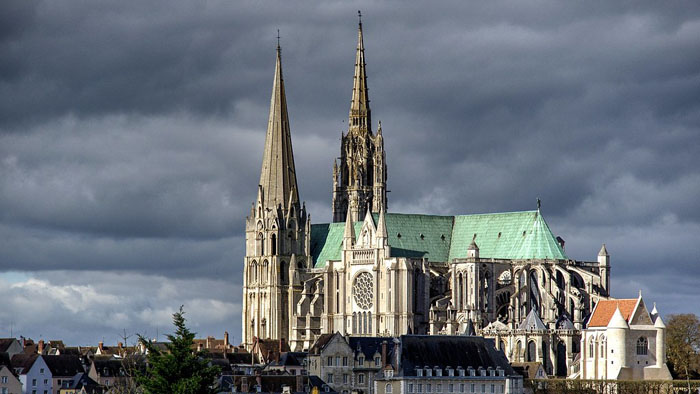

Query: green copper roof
[311,210,567,268]
[378,213,454,261]
[449,210,567,261]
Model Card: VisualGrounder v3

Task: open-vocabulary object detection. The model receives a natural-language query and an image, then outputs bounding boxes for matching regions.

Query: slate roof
[308,333,336,355]
[348,337,397,364]
[43,355,85,377]
[555,314,575,330]
[91,359,125,377]
[0,339,18,353]
[397,335,515,376]
[518,309,547,331]
[61,372,103,392]
[10,354,38,374]
[311,210,567,267]
[587,299,638,328]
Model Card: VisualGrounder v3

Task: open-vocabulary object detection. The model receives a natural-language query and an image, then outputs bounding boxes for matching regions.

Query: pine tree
[137,306,220,394]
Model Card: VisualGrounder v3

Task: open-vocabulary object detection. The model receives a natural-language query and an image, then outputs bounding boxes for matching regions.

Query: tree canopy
[666,313,700,379]
[137,306,220,394]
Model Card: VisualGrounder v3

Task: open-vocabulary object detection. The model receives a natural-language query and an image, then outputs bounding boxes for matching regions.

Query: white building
[579,293,671,380]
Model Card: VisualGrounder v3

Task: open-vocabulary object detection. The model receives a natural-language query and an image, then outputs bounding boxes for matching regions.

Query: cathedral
[241,19,613,377]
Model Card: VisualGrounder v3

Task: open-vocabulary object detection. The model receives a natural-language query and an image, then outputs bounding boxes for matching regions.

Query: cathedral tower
[242,42,310,349]
[332,16,387,222]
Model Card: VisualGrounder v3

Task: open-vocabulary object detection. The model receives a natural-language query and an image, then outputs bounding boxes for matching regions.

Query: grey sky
[1,0,699,345]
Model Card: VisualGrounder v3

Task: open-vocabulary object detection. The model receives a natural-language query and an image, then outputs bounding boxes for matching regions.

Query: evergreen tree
[137,306,220,394]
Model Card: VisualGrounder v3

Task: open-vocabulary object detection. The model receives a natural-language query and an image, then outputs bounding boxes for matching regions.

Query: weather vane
[277,29,280,48]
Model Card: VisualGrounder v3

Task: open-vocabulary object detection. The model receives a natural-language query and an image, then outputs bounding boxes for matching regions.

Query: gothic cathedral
[242,19,613,377]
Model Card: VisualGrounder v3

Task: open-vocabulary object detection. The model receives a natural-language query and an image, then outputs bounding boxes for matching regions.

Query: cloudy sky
[1,0,699,346]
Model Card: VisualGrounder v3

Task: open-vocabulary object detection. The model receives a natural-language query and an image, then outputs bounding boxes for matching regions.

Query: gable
[629,299,653,326]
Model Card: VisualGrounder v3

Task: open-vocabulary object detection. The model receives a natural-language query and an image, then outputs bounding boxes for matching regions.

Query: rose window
[352,272,374,310]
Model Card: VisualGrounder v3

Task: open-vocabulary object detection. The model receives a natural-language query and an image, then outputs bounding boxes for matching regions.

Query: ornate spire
[349,12,371,134]
[258,42,299,211]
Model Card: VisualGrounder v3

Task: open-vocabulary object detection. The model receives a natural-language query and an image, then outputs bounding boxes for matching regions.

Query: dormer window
[416,368,423,377]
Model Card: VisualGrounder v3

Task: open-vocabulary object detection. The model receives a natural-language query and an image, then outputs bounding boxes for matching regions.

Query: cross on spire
[276,29,280,50]
[358,10,362,25]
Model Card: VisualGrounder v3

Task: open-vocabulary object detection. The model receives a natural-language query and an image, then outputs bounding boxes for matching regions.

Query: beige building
[579,294,671,380]
[241,17,613,377]
[0,364,22,394]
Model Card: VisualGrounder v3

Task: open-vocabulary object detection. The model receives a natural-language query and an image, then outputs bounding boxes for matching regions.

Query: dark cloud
[1,0,699,344]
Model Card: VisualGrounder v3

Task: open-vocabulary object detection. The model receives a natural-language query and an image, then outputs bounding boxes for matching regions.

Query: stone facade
[241,18,614,378]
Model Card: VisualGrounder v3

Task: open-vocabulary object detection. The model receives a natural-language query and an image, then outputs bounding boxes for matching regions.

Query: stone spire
[349,12,371,135]
[258,43,299,211]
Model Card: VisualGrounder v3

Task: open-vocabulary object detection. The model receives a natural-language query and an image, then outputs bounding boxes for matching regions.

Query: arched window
[458,273,464,310]
[589,338,594,358]
[352,313,357,333]
[271,234,277,255]
[256,233,264,256]
[636,337,648,355]
[385,383,392,393]
[368,312,372,334]
[527,341,536,362]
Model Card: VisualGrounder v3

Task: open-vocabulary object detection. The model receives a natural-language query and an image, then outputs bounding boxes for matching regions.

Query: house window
[637,337,648,355]
[327,357,333,367]
[417,384,422,393]
[491,384,495,393]
[1,376,6,383]
[32,379,37,387]
[40,368,44,374]
[343,374,348,384]
[448,383,454,392]
[408,383,414,393]
[343,357,348,366]
[426,384,431,392]
[327,374,333,383]
[43,379,48,385]
[437,384,442,392]
[336,356,341,366]
[359,357,364,366]
[375,356,381,366]
[358,374,365,384]
[386,383,393,393]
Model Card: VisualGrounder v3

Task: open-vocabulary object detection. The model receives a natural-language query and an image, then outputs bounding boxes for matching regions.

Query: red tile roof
[588,299,638,327]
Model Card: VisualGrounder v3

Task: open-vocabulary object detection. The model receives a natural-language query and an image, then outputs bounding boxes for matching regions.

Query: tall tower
[332,15,387,222]
[242,42,310,350]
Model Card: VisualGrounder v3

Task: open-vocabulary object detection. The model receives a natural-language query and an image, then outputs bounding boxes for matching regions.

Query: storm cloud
[0,0,699,344]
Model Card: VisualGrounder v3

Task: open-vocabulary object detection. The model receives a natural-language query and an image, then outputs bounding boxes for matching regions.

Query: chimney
[224,331,230,348]
[38,340,44,354]
[381,341,387,367]
[98,341,104,352]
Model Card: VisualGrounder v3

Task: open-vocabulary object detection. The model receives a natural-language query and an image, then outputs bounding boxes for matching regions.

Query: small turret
[344,208,355,249]
[655,314,666,368]
[598,244,610,296]
[607,306,629,368]
[467,240,479,259]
